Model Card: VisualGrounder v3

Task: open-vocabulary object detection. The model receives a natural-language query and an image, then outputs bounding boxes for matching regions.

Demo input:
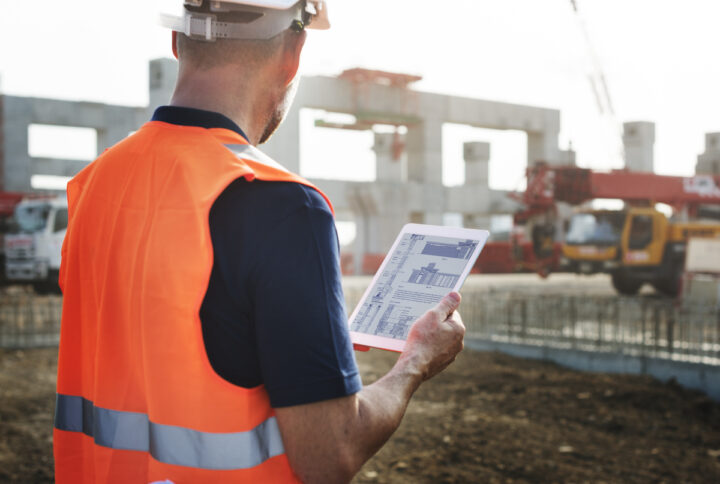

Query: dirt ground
[1,347,719,483]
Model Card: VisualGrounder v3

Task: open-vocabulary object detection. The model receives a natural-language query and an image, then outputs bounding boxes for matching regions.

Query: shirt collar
[152,106,249,142]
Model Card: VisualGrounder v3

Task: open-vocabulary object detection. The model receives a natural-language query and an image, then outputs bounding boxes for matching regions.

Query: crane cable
[569,0,626,163]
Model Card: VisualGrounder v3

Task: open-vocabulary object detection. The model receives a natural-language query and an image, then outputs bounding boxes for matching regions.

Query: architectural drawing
[408,263,459,288]
[350,232,481,340]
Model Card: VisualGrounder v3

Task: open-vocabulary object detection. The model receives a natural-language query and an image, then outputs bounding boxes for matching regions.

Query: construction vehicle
[562,208,625,274]
[0,192,37,286]
[4,196,67,294]
[564,206,720,295]
[517,164,720,295]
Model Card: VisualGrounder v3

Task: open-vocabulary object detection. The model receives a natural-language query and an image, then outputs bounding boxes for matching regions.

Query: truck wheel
[651,274,681,297]
[611,272,643,296]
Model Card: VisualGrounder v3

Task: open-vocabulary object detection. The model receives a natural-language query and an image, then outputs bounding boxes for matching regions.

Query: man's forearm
[348,355,426,471]
[275,357,425,483]
[275,294,464,483]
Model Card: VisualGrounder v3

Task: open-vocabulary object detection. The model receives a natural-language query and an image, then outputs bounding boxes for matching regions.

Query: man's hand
[275,292,466,483]
[399,292,465,381]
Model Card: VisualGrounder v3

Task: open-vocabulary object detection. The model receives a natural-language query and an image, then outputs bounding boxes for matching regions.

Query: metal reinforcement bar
[342,280,720,366]
[3,284,718,369]
[0,293,62,349]
[460,293,720,366]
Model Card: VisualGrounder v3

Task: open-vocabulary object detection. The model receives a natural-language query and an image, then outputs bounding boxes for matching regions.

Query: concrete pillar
[148,58,178,115]
[697,132,720,175]
[464,141,490,186]
[0,95,5,190]
[464,215,492,230]
[405,118,443,225]
[461,142,492,229]
[2,96,32,191]
[406,119,442,183]
[623,121,655,172]
[374,132,404,182]
[527,130,574,167]
[346,185,379,275]
[528,131,559,166]
[353,213,368,275]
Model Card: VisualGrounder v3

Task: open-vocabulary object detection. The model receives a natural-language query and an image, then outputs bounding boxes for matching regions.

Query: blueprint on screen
[350,234,478,340]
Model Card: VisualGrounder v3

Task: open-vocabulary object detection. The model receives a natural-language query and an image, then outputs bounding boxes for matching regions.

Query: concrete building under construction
[1,58,716,272]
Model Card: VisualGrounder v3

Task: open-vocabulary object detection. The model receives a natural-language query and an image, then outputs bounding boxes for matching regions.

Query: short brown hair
[176,33,286,70]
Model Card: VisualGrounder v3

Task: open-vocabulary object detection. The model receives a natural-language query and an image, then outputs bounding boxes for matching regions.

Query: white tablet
[348,224,490,352]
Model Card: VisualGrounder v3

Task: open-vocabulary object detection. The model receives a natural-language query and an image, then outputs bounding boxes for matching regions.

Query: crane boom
[522,165,720,209]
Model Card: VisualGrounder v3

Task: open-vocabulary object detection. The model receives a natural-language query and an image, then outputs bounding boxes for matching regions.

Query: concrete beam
[9,96,145,131]
[264,74,564,172]
[31,158,89,178]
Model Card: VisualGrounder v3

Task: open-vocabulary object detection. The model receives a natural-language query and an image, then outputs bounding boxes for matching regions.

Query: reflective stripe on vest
[224,144,290,173]
[54,394,285,471]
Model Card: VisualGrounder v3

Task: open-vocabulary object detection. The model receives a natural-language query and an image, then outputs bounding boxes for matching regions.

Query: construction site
[1,0,720,480]
[0,57,718,481]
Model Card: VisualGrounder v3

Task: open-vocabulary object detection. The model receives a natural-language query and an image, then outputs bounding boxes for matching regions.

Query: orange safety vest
[54,120,333,483]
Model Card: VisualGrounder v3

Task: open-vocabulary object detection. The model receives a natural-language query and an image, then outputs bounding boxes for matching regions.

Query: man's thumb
[435,292,461,320]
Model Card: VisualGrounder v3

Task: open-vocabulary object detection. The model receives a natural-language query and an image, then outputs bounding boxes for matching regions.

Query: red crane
[519,164,720,215]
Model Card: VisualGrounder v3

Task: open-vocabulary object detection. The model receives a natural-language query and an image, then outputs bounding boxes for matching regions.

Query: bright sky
[1,0,719,192]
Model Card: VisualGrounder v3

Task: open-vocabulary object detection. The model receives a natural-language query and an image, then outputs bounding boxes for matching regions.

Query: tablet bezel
[348,223,490,352]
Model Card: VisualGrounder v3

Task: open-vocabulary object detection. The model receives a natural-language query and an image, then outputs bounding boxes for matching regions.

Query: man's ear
[280,31,307,86]
[172,31,179,60]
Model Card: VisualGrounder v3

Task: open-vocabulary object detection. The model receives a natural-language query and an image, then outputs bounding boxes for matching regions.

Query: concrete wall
[0,58,177,193]
[0,95,145,192]
[0,58,560,268]
[467,338,720,402]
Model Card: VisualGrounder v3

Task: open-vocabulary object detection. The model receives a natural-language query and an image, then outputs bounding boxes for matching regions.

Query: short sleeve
[249,186,361,408]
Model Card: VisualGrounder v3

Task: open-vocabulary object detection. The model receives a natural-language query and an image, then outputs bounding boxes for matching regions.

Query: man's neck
[170,70,272,145]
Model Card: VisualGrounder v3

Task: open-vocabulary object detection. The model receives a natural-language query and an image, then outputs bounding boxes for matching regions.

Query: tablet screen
[349,231,484,343]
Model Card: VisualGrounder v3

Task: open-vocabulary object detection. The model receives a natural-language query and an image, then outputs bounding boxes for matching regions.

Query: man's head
[164,1,328,144]
[173,28,305,143]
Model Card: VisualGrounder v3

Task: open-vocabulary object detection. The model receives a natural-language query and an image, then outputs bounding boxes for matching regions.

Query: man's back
[54,120,307,483]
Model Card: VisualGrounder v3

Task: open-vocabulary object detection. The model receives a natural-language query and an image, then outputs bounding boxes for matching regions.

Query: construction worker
[53,1,465,482]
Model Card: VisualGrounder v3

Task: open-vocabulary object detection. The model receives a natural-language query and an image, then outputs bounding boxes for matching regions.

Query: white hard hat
[159,0,329,41]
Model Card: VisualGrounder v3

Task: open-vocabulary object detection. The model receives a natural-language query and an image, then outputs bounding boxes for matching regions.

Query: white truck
[4,196,67,294]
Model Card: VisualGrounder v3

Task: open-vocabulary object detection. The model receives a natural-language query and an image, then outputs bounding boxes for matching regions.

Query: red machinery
[341,166,720,277]
[511,164,720,277]
[518,163,720,213]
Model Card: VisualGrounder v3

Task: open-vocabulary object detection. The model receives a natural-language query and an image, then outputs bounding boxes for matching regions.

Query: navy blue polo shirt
[152,106,361,408]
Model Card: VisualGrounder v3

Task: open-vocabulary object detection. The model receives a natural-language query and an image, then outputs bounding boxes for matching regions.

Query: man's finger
[433,292,461,321]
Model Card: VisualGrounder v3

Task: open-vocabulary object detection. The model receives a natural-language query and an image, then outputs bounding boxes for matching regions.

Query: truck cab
[561,209,626,274]
[5,197,67,294]
[615,208,720,296]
